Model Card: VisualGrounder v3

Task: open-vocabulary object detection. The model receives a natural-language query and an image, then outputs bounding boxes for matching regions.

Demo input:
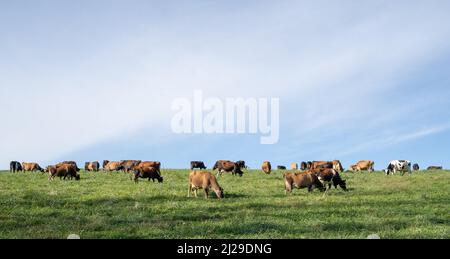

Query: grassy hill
[0,169,448,239]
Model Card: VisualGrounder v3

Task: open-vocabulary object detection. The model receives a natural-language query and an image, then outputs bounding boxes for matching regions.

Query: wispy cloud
[1,1,450,168]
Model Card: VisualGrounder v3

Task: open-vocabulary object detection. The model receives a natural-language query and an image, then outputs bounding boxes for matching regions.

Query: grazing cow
[136,161,162,175]
[103,161,123,172]
[10,161,22,173]
[56,161,80,172]
[312,160,344,172]
[413,164,420,171]
[133,167,163,183]
[350,160,374,172]
[213,160,243,177]
[47,164,80,181]
[310,168,348,192]
[277,166,287,170]
[291,163,298,170]
[22,162,44,172]
[283,171,325,194]
[190,161,207,170]
[235,161,247,170]
[188,171,224,199]
[261,161,272,174]
[385,160,412,176]
[427,166,443,170]
[121,160,142,173]
[85,161,100,172]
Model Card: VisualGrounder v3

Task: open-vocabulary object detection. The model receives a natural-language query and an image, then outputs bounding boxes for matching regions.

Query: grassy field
[0,169,449,239]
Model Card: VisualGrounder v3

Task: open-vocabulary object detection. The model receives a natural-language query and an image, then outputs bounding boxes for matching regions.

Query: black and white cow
[385,160,412,176]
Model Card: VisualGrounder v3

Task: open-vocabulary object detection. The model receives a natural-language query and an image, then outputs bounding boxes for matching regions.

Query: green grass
[0,169,449,239]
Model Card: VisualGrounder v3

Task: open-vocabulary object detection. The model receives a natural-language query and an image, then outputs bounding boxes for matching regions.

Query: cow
[56,161,80,172]
[349,160,374,172]
[103,161,123,172]
[133,166,163,183]
[10,161,22,173]
[291,163,298,170]
[213,160,243,177]
[262,161,272,174]
[283,171,325,195]
[136,161,162,175]
[385,160,412,176]
[22,162,44,172]
[46,164,80,181]
[413,164,420,171]
[277,166,287,170]
[235,161,247,170]
[85,161,100,172]
[188,171,224,199]
[120,160,142,173]
[310,168,348,192]
[190,161,207,170]
[427,166,443,170]
[312,160,344,172]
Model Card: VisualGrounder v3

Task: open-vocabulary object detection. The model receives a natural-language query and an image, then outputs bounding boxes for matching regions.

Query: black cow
[277,166,287,170]
[10,161,22,173]
[190,161,207,170]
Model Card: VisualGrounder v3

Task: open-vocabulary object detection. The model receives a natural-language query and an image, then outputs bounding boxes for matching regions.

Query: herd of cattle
[7,159,445,199]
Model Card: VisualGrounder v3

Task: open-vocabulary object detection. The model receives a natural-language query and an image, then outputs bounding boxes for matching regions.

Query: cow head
[157,176,163,183]
[215,187,224,199]
[75,174,80,181]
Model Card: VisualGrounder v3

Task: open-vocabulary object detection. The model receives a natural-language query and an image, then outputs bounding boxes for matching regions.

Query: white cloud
[1,1,450,167]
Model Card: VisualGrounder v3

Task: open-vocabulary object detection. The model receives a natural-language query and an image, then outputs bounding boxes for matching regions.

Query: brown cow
[56,161,80,172]
[85,161,100,172]
[135,161,161,174]
[349,160,374,172]
[22,162,44,172]
[283,171,324,194]
[133,166,163,183]
[262,161,272,174]
[188,171,224,199]
[291,163,298,170]
[213,160,243,177]
[46,164,80,181]
[103,161,123,171]
[120,160,142,173]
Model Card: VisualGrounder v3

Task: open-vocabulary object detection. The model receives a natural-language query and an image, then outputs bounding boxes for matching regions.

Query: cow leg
[284,183,292,195]
[194,189,198,198]
[188,185,192,198]
[204,188,209,199]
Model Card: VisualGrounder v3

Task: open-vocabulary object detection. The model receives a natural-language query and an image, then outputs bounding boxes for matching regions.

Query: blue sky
[1,0,450,169]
